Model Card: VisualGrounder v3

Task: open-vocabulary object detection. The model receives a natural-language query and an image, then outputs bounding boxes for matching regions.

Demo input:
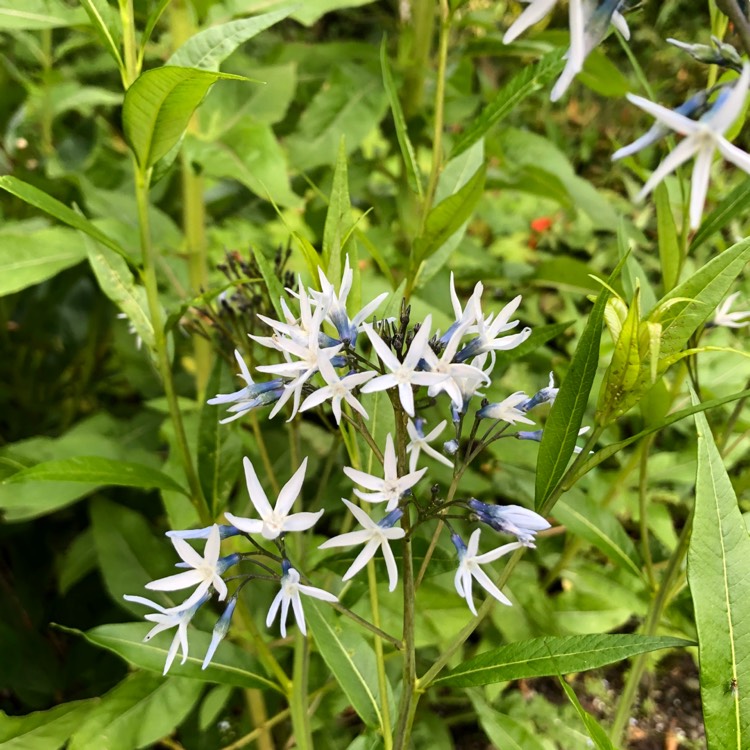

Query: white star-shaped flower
[123,594,209,674]
[712,292,750,328]
[615,63,750,229]
[452,530,523,615]
[477,392,535,426]
[266,563,338,637]
[359,316,447,417]
[225,456,323,540]
[319,500,406,591]
[146,524,228,608]
[406,418,454,472]
[299,355,375,424]
[344,433,426,511]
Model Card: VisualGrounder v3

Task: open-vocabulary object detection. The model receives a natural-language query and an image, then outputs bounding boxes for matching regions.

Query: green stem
[40,28,53,157]
[290,632,313,750]
[134,164,210,523]
[398,0,435,120]
[609,510,692,742]
[639,436,656,589]
[119,0,139,86]
[368,559,393,749]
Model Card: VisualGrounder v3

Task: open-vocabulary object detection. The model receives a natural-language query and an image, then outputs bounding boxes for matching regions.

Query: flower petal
[243,457,273,518]
[275,457,308,517]
[224,512,264,535]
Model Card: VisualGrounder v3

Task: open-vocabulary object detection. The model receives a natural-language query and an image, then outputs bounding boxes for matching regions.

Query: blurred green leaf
[0,228,86,296]
[79,0,123,71]
[0,701,91,750]
[168,7,296,70]
[689,397,750,748]
[323,138,352,281]
[451,51,564,158]
[558,678,616,750]
[68,671,203,750]
[5,456,188,494]
[691,176,750,251]
[654,183,680,292]
[306,599,385,730]
[73,623,281,692]
[123,66,247,168]
[433,635,691,687]
[0,0,86,29]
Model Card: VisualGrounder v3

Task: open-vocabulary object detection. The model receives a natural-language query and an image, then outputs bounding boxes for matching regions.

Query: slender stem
[40,28,53,157]
[119,0,139,86]
[368,559,393,749]
[290,632,313,750]
[639,436,656,589]
[717,0,750,56]
[609,511,693,743]
[329,601,402,650]
[220,707,290,750]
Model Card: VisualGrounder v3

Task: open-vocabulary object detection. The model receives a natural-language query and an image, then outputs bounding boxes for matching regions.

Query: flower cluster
[128,263,559,673]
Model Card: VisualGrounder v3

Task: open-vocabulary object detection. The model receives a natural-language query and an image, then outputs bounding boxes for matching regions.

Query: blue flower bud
[202,597,238,669]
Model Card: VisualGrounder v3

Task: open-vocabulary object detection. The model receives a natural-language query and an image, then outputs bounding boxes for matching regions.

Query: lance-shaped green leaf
[654,182,680,292]
[0,0,87,29]
[432,634,691,688]
[410,164,485,273]
[322,138,352,280]
[79,0,123,72]
[66,622,281,692]
[306,599,384,730]
[688,398,750,748]
[558,678,616,750]
[691,176,750,251]
[249,246,286,320]
[0,176,129,260]
[168,7,296,71]
[451,50,565,158]
[535,256,626,512]
[123,66,247,168]
[5,456,188,495]
[0,700,92,750]
[68,671,202,750]
[554,497,643,580]
[381,39,422,197]
[651,237,750,363]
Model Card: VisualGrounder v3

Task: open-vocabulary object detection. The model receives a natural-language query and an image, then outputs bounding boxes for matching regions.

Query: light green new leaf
[691,176,750,251]
[5,456,188,495]
[411,164,485,273]
[654,183,680,292]
[0,0,86,29]
[380,40,422,197]
[68,671,202,750]
[451,50,565,158]
[168,7,296,71]
[123,66,246,168]
[79,0,123,72]
[0,228,86,296]
[290,0,376,25]
[432,634,691,688]
[74,623,281,692]
[306,599,384,729]
[652,237,750,363]
[689,399,750,748]
[323,138,352,279]
[554,497,642,580]
[85,239,155,354]
[558,678,616,750]
[0,176,129,260]
[250,246,286,319]
[0,700,91,750]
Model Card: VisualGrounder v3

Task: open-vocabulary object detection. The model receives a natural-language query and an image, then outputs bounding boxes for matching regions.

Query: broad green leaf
[79,0,123,71]
[652,237,750,363]
[654,183,680,292]
[433,634,691,687]
[199,359,241,516]
[0,0,86,29]
[123,66,246,168]
[58,529,97,596]
[323,138,352,279]
[451,51,564,158]
[380,40,422,196]
[68,671,203,750]
[167,7,296,71]
[689,398,750,748]
[534,258,626,512]
[306,599,384,729]
[558,678,616,750]
[85,238,156,354]
[290,0,376,25]
[5,456,188,495]
[75,622,281,692]
[691,176,750,250]
[0,176,129,260]
[198,685,233,731]
[90,498,179,614]
[554,498,642,580]
[0,227,86,296]
[566,388,750,487]
[0,701,91,750]
[411,164,485,272]
[286,62,388,171]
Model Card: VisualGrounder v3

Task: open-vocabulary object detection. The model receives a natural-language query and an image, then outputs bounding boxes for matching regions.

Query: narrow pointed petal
[626,94,700,135]
[266,589,284,629]
[291,593,307,635]
[146,570,204,592]
[203,524,221,566]
[340,498,377,529]
[404,315,433,368]
[637,136,699,200]
[472,568,513,606]
[382,540,400,592]
[243,457,273,517]
[689,146,714,229]
[344,466,386,491]
[275,457,308,517]
[611,11,629,40]
[706,63,750,134]
[342,538,381,581]
[171,538,204,569]
[297,584,338,602]
[164,632,181,675]
[503,0,556,44]
[279,596,291,638]
[319,529,373,548]
[716,136,750,174]
[281,509,324,532]
[224,512,264,535]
